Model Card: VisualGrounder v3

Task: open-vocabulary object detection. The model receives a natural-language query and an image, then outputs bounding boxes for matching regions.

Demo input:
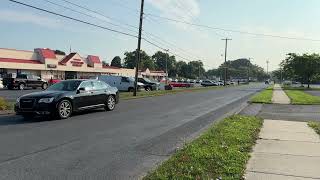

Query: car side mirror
[77,87,86,94]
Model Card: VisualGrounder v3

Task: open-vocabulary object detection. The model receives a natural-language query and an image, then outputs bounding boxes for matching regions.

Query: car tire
[57,100,72,119]
[42,83,48,90]
[105,95,116,111]
[19,83,25,90]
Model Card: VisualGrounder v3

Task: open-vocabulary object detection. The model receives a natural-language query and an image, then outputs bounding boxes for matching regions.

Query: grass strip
[284,90,320,105]
[144,115,263,180]
[0,97,13,111]
[308,122,320,135]
[120,86,224,100]
[250,85,273,104]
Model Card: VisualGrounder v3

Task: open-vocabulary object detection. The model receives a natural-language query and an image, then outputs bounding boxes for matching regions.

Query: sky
[1,0,320,71]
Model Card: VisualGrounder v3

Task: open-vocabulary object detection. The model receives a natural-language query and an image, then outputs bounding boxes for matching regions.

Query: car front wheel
[105,95,116,111]
[57,100,72,119]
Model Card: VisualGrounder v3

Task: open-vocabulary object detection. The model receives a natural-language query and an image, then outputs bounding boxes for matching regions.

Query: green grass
[308,121,320,135]
[0,97,13,111]
[144,115,263,180]
[250,85,273,104]
[284,90,320,105]
[120,86,224,100]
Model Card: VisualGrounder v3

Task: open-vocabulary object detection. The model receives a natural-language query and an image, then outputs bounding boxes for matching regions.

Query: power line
[145,13,320,42]
[59,0,139,30]
[43,0,138,34]
[8,0,138,38]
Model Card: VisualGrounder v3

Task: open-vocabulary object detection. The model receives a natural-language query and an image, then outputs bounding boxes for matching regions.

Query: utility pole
[221,38,232,86]
[248,58,252,83]
[165,49,169,85]
[198,60,201,79]
[133,0,145,96]
[266,60,269,74]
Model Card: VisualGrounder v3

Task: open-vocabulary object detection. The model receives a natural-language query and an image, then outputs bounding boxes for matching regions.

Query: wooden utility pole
[221,38,232,86]
[133,0,145,96]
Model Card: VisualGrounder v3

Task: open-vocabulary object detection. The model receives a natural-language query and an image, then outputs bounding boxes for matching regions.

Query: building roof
[0,58,42,64]
[36,48,56,59]
[87,55,101,64]
[59,53,77,65]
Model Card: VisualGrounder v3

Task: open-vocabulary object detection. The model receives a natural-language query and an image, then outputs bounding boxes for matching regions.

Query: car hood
[20,90,68,99]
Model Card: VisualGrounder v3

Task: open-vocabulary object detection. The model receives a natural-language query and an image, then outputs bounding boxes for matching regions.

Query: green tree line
[107,50,268,80]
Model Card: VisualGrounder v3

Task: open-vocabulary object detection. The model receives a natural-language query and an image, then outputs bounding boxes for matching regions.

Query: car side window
[93,81,108,90]
[121,77,129,82]
[79,81,93,91]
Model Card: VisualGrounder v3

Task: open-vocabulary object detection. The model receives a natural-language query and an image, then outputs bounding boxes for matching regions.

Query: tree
[152,51,177,77]
[281,53,320,88]
[123,50,155,70]
[110,56,122,68]
[207,58,268,81]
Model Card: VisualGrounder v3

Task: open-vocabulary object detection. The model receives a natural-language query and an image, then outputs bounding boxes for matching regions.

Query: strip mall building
[0,48,166,80]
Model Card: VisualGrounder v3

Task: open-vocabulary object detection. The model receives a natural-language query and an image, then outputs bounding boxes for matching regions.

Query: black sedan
[15,79,119,119]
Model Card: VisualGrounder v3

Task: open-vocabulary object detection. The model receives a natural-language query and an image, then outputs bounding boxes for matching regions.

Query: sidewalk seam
[247,170,320,179]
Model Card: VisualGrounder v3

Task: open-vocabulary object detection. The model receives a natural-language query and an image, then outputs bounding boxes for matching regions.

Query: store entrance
[65,71,77,80]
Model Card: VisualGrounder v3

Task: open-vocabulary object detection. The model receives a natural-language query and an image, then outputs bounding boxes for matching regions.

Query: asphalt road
[0,83,266,180]
[0,89,40,102]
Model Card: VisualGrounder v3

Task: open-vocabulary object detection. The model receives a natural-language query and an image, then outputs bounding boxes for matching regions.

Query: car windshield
[47,80,82,91]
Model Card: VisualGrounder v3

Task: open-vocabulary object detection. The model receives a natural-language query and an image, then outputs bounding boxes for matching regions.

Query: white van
[98,75,144,92]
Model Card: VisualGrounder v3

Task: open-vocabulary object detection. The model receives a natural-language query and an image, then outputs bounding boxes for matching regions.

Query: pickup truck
[3,74,48,90]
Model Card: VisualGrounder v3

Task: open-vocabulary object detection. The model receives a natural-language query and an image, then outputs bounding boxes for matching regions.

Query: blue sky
[1,0,320,71]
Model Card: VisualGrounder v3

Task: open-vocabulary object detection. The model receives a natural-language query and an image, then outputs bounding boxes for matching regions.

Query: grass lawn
[308,121,320,135]
[0,97,13,111]
[120,86,224,100]
[144,115,263,180]
[284,90,320,105]
[250,85,273,104]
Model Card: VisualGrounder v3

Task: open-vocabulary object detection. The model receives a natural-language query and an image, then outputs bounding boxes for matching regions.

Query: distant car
[15,79,119,119]
[0,78,3,89]
[3,74,48,90]
[98,75,144,92]
[218,81,224,86]
[138,77,159,91]
[201,80,218,87]
[196,80,203,84]
[48,79,62,85]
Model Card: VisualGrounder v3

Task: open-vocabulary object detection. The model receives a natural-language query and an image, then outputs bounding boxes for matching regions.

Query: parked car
[138,77,159,91]
[0,78,3,89]
[3,74,48,90]
[218,80,224,86]
[97,75,144,92]
[201,80,218,87]
[15,79,119,119]
[48,79,62,86]
[196,80,203,84]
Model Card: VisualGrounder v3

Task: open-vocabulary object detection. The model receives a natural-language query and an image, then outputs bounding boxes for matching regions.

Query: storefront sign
[47,64,57,68]
[71,61,84,67]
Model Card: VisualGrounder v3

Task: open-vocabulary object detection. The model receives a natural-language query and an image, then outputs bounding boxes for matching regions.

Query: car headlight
[38,97,54,103]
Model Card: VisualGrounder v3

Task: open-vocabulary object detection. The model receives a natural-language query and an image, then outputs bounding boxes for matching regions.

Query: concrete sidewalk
[272,84,291,104]
[245,120,320,180]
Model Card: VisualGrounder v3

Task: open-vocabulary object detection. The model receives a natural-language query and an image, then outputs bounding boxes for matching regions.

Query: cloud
[147,0,200,28]
[0,9,62,28]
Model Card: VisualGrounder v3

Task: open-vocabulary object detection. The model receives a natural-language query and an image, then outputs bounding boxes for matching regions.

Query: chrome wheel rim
[59,101,71,118]
[107,96,115,110]
[43,84,47,89]
[20,84,24,90]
